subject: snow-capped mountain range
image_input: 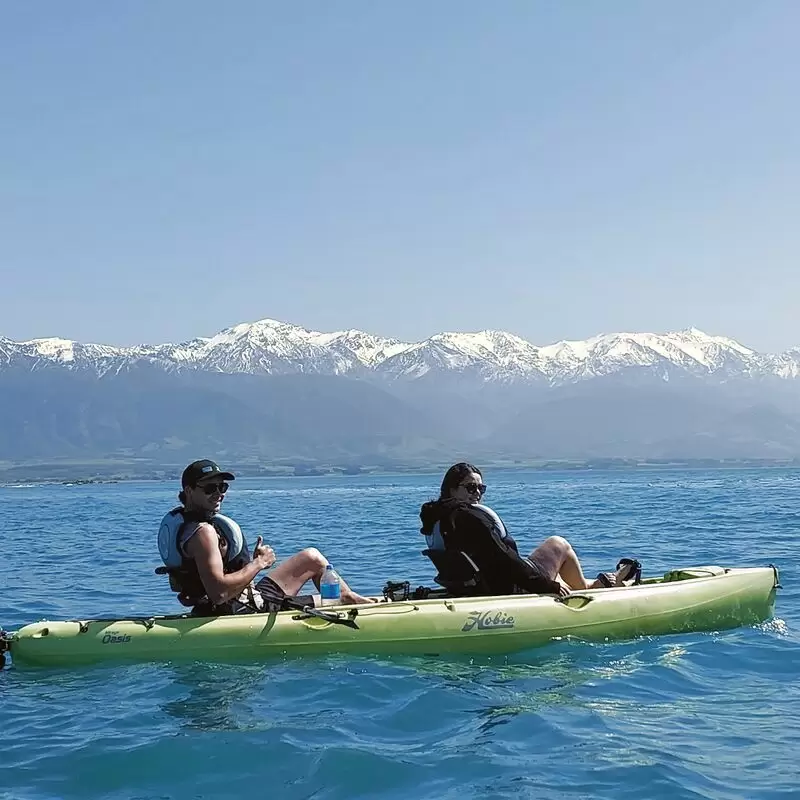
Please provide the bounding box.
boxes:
[1,318,799,384]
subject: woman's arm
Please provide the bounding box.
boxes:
[458,509,564,594]
[482,524,563,593]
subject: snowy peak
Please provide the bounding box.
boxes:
[144,318,408,375]
[431,330,540,361]
[535,328,761,380]
[0,317,796,385]
[773,346,800,378]
[19,337,126,363]
[0,335,135,373]
[372,330,543,380]
[310,328,409,367]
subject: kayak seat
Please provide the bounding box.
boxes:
[422,548,490,596]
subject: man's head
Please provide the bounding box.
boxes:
[180,459,235,512]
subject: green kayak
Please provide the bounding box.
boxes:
[0,565,779,668]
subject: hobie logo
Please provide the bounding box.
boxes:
[461,610,515,632]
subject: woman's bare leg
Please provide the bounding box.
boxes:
[528,536,592,589]
[529,536,634,590]
[267,548,376,603]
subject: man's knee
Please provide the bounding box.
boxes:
[298,547,326,569]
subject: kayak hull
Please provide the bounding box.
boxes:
[4,566,779,667]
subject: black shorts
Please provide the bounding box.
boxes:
[521,556,561,594]
[231,576,316,615]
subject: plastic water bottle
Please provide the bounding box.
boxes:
[320,564,341,606]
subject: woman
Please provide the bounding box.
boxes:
[419,462,639,596]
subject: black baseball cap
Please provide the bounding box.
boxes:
[181,459,235,487]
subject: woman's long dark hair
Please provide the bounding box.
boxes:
[439,462,482,499]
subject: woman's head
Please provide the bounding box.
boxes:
[440,462,486,504]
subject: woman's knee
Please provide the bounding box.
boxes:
[542,535,572,553]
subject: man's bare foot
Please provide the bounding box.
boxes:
[342,591,379,604]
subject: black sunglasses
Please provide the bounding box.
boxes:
[196,481,229,496]
[461,482,486,495]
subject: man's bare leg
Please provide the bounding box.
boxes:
[267,548,376,603]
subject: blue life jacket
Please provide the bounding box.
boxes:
[157,507,251,611]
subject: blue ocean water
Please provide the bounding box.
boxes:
[1,468,797,800]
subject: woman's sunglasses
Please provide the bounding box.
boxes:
[196,481,229,496]
[461,482,487,495]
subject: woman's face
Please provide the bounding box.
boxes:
[449,471,486,504]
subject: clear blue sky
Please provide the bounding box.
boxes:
[1,1,798,352]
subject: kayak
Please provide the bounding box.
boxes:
[0,565,780,668]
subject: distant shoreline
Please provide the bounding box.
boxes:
[2,457,800,486]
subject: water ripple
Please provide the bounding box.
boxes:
[0,468,798,799]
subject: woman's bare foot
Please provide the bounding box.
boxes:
[614,561,638,586]
[591,573,614,589]
[591,561,638,589]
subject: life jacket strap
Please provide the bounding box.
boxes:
[237,583,267,613]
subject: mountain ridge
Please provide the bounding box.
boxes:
[2,318,799,384]
[3,317,800,467]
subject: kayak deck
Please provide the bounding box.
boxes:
[2,565,780,667]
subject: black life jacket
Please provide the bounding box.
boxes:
[419,499,559,596]
[156,507,251,613]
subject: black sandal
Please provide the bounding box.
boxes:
[616,558,642,586]
[594,571,615,588]
[595,558,642,588]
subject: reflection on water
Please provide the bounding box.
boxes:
[162,662,278,731]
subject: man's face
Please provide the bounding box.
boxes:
[185,477,229,513]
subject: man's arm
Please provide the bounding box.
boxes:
[184,524,275,606]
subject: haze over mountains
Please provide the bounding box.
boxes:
[2,318,800,470]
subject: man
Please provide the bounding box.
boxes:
[159,459,374,615]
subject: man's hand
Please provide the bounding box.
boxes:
[253,536,276,570]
